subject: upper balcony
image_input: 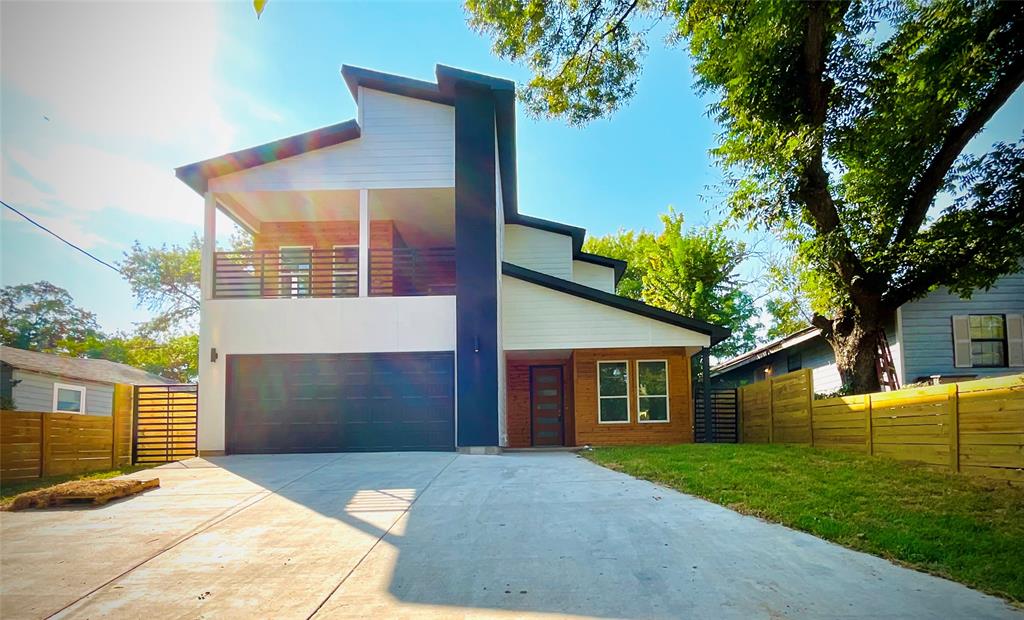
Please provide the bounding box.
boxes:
[203,187,454,300]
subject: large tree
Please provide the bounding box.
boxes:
[118,236,202,336]
[0,281,103,352]
[469,0,1024,392]
[584,210,758,358]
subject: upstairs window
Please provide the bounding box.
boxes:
[597,361,629,423]
[279,246,312,298]
[637,360,669,423]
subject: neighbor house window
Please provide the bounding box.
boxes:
[637,360,669,423]
[597,361,629,423]
[279,246,312,298]
[52,383,85,414]
[970,314,1007,367]
[787,353,802,372]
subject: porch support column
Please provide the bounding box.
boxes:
[358,189,369,297]
[202,192,217,301]
[702,347,713,443]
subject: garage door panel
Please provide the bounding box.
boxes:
[226,352,454,454]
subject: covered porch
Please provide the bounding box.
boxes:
[202,187,455,300]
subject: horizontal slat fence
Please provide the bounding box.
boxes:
[0,383,134,482]
[134,384,198,464]
[739,371,1024,484]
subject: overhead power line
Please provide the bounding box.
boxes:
[2,198,201,307]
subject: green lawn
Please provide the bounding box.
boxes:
[1,465,155,508]
[583,443,1024,604]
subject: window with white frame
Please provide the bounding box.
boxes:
[52,383,85,414]
[637,360,669,422]
[597,361,629,423]
[969,315,1007,367]
[279,246,312,298]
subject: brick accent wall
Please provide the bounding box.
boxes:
[505,357,574,448]
[573,348,693,446]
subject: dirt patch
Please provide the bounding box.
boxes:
[3,478,159,511]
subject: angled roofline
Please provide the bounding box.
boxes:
[711,326,820,375]
[576,251,628,283]
[503,263,730,345]
[175,120,361,196]
[341,65,450,105]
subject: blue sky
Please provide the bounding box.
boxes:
[2,1,1020,335]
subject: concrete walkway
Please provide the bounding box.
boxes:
[1,452,1019,619]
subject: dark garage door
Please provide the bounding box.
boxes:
[225,352,454,454]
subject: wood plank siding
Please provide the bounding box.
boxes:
[573,348,693,446]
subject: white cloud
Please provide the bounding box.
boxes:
[2,1,234,153]
[4,144,204,229]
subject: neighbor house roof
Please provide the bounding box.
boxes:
[711,326,820,376]
[503,263,731,345]
[0,346,175,386]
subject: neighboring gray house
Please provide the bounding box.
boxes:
[713,270,1024,393]
[0,346,174,415]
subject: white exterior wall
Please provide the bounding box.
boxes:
[503,225,573,280]
[11,369,114,416]
[198,296,457,452]
[210,88,455,192]
[572,261,616,293]
[494,128,507,447]
[502,276,709,350]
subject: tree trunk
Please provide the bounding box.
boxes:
[813,309,887,395]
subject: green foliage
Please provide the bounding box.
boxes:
[1,281,197,382]
[583,210,757,357]
[0,282,102,352]
[60,333,199,383]
[469,0,1024,391]
[586,443,1024,603]
[118,236,201,336]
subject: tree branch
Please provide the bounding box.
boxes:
[893,55,1024,245]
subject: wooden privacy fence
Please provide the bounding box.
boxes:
[133,384,198,465]
[0,384,133,482]
[739,370,1024,483]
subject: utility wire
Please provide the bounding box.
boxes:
[2,198,201,307]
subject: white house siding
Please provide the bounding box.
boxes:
[197,295,457,452]
[495,129,507,447]
[209,88,455,192]
[11,369,114,416]
[501,276,709,351]
[502,225,573,280]
[899,270,1024,383]
[572,261,616,293]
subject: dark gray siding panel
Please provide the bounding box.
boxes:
[454,83,499,446]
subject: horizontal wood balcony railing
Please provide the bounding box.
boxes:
[213,247,456,298]
[213,248,358,299]
[369,247,456,296]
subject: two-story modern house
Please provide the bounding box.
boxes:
[175,65,729,455]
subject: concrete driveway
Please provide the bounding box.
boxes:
[1,452,1019,619]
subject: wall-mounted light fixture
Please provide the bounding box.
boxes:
[473,337,480,354]
[210,347,219,363]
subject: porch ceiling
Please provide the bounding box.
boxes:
[214,188,455,248]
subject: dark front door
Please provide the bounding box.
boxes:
[225,352,454,454]
[530,366,564,446]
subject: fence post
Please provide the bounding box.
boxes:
[805,368,815,446]
[949,383,960,472]
[767,378,775,444]
[40,413,51,477]
[865,393,873,456]
[737,387,743,443]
